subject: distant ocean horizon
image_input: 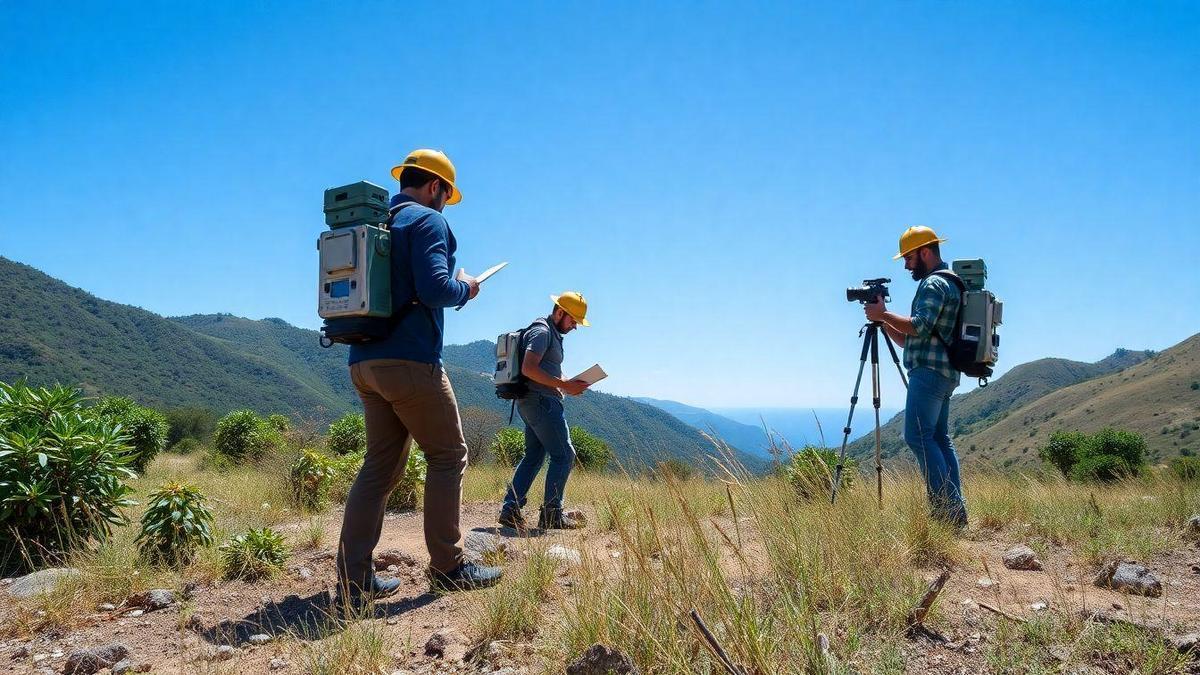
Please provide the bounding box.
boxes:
[711,407,903,450]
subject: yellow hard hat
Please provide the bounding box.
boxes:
[551,291,590,327]
[390,149,462,205]
[893,225,947,259]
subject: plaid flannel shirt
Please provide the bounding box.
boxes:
[903,263,961,384]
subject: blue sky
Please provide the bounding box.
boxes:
[2,1,1197,408]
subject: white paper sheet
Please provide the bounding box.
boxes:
[454,262,508,310]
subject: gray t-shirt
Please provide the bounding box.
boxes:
[523,317,564,399]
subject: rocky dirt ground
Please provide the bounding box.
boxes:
[2,503,1199,674]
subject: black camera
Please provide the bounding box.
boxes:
[846,278,890,304]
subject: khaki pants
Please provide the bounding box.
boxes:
[337,359,467,594]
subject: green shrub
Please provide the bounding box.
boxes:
[213,410,277,462]
[266,414,292,433]
[1170,456,1200,482]
[1070,453,1133,483]
[491,427,526,467]
[220,527,288,580]
[1088,428,1146,475]
[135,482,214,566]
[0,382,135,570]
[172,437,203,454]
[93,396,168,474]
[327,412,366,455]
[785,446,855,500]
[164,406,217,447]
[1038,430,1087,477]
[387,448,427,510]
[328,450,365,502]
[289,450,337,510]
[570,426,613,471]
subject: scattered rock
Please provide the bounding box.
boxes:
[202,645,237,661]
[1186,515,1200,537]
[62,643,129,675]
[184,614,205,632]
[126,610,143,618]
[1094,561,1163,598]
[464,531,508,562]
[309,550,335,562]
[248,634,272,645]
[11,645,31,659]
[296,566,313,580]
[7,568,81,599]
[1002,545,1044,571]
[424,629,468,661]
[111,659,150,674]
[129,589,175,611]
[976,577,999,588]
[1173,633,1199,654]
[1029,601,1048,611]
[270,657,290,670]
[547,545,583,565]
[98,603,116,612]
[492,668,526,675]
[374,550,419,571]
[563,509,587,524]
[181,581,200,599]
[565,644,639,674]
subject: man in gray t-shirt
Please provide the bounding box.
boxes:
[498,292,592,531]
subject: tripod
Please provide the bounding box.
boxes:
[831,322,908,507]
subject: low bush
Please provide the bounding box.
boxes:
[93,396,169,473]
[387,448,427,510]
[570,426,613,471]
[266,414,292,433]
[327,412,366,455]
[1170,456,1200,482]
[491,427,526,467]
[0,382,135,570]
[135,482,215,566]
[289,450,337,510]
[1038,428,1146,482]
[785,446,856,500]
[164,406,217,447]
[213,410,279,462]
[220,527,288,580]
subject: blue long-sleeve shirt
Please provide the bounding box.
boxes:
[348,194,471,366]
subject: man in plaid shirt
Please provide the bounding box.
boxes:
[864,226,967,528]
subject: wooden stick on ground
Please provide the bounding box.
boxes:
[978,601,1027,624]
[908,569,951,626]
[688,608,746,675]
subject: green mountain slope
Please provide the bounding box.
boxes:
[0,256,761,471]
[634,397,771,457]
[845,347,1153,464]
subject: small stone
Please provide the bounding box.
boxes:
[1173,633,1199,654]
[184,614,205,632]
[98,603,116,611]
[976,577,999,588]
[385,617,398,625]
[1112,602,1123,610]
[248,634,271,645]
[565,644,640,674]
[33,653,48,662]
[204,645,237,661]
[547,545,583,565]
[309,550,335,562]
[270,657,290,670]
[1029,601,1048,611]
[11,645,31,659]
[386,565,399,573]
[129,588,175,611]
[126,610,143,618]
[374,549,419,571]
[563,509,587,524]
[6,568,81,599]
[62,643,129,675]
[1002,545,1044,571]
[424,628,468,661]
[111,659,150,674]
[960,598,974,606]
[1094,561,1163,598]
[297,567,313,580]
[1186,515,1200,537]
[464,531,508,563]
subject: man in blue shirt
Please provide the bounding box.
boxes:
[865,226,967,528]
[337,149,502,606]
[497,292,592,531]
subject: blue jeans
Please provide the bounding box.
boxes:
[503,393,575,511]
[904,368,967,526]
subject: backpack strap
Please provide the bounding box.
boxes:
[926,270,965,352]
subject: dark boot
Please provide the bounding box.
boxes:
[429,561,503,592]
[538,505,582,530]
[498,504,526,529]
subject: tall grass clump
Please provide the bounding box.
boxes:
[135,482,214,566]
[784,445,857,500]
[0,381,135,570]
[476,548,559,641]
[220,527,288,580]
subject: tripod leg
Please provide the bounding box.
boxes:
[881,329,908,389]
[831,328,873,504]
[870,327,883,508]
